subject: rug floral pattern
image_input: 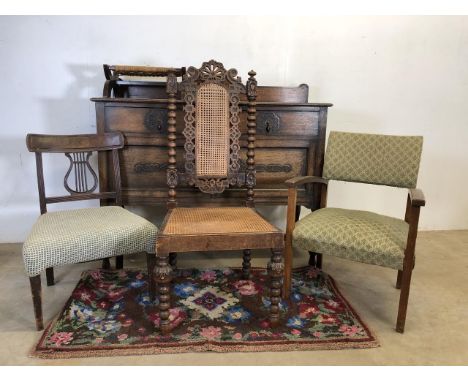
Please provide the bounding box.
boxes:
[34,267,378,357]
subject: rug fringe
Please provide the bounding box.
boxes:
[31,339,380,359]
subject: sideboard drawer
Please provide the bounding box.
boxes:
[254,111,319,137]
[105,105,320,137]
[105,106,182,135]
[120,145,308,190]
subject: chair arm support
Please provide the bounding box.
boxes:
[285,176,329,188]
[408,188,426,207]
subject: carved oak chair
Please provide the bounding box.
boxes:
[24,133,157,330]
[283,131,425,333]
[152,60,284,334]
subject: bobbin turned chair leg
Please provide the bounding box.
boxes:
[29,275,44,331]
[242,249,251,279]
[269,248,284,325]
[155,252,173,334]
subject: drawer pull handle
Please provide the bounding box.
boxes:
[265,122,271,133]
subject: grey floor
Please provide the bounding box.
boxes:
[0,230,467,365]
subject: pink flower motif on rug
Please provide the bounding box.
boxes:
[233,279,262,296]
[117,334,128,341]
[90,270,102,280]
[200,270,216,282]
[339,324,363,336]
[72,287,96,304]
[200,326,222,340]
[298,302,320,318]
[49,332,73,346]
[149,308,187,329]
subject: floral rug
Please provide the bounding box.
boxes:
[32,267,378,358]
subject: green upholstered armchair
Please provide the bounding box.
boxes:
[283,131,425,333]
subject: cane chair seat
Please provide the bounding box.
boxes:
[163,207,279,235]
[158,207,283,253]
[23,206,157,277]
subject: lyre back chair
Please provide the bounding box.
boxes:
[154,60,284,334]
[24,133,157,330]
[284,131,425,333]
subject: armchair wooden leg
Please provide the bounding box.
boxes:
[396,265,414,333]
[308,252,323,269]
[102,258,111,270]
[242,249,251,279]
[155,252,172,334]
[45,267,54,286]
[115,255,124,269]
[295,205,301,221]
[396,270,403,289]
[29,275,44,331]
[146,253,156,301]
[316,254,322,269]
[169,252,177,271]
[269,248,283,325]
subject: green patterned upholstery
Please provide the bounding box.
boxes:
[293,208,409,270]
[22,206,157,277]
[323,131,423,188]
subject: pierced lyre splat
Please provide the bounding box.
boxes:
[64,152,98,194]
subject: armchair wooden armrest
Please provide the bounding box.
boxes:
[285,176,329,188]
[283,176,329,298]
[409,188,425,207]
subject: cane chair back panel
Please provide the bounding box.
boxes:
[178,60,255,195]
[195,83,230,178]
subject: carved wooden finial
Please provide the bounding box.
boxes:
[247,70,257,101]
[245,69,257,207]
[166,73,178,209]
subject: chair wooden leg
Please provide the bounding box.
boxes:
[45,267,54,286]
[308,252,323,269]
[155,252,172,334]
[269,248,283,325]
[115,255,124,269]
[308,251,314,266]
[282,242,293,299]
[146,253,157,301]
[29,275,44,331]
[316,253,322,269]
[396,266,413,333]
[242,249,251,279]
[396,270,403,289]
[102,258,111,270]
[169,252,177,271]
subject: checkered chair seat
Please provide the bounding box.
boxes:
[293,208,409,270]
[23,206,157,277]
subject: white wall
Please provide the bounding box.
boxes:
[1,16,467,242]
